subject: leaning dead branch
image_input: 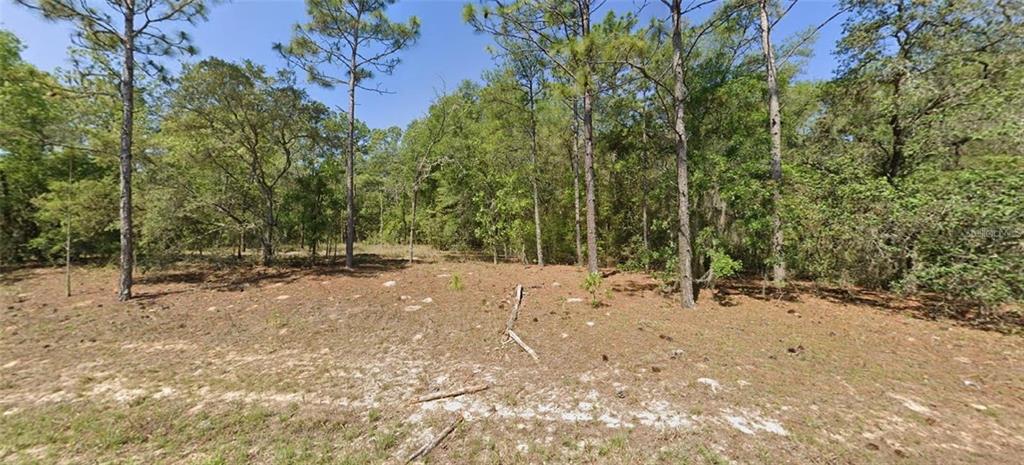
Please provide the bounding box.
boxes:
[507,329,539,361]
[504,284,525,340]
[500,284,539,360]
[405,415,463,464]
[414,384,489,404]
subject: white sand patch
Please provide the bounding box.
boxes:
[586,321,595,327]
[404,305,422,312]
[436,274,451,278]
[89,380,147,404]
[421,297,433,303]
[152,386,178,399]
[721,408,788,435]
[2,360,18,369]
[383,281,397,287]
[276,295,290,300]
[566,297,584,303]
[888,393,932,414]
[697,378,721,393]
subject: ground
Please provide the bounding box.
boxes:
[2,247,1022,464]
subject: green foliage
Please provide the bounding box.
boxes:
[582,272,602,307]
[448,273,464,291]
[1,0,1021,312]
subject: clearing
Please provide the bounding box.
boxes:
[2,252,1022,464]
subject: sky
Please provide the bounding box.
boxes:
[0,0,847,130]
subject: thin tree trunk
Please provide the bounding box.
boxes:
[408,184,417,263]
[571,101,583,267]
[671,0,695,309]
[580,3,598,274]
[65,155,72,298]
[887,75,905,184]
[262,196,274,266]
[379,191,385,242]
[117,2,136,301]
[641,118,649,251]
[529,94,544,266]
[345,47,359,269]
[759,0,786,284]
[582,87,598,274]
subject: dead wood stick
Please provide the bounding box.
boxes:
[504,284,524,338]
[506,329,539,360]
[406,415,464,464]
[414,384,489,404]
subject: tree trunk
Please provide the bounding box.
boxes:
[408,184,417,263]
[580,4,599,274]
[571,101,583,267]
[345,51,358,269]
[887,74,905,184]
[65,155,72,298]
[117,3,136,301]
[759,0,786,284]
[529,92,544,266]
[379,191,385,241]
[582,87,598,274]
[262,197,274,266]
[640,119,650,252]
[671,0,695,309]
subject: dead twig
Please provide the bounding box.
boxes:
[405,415,463,464]
[506,329,539,361]
[413,384,489,404]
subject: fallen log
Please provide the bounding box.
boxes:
[414,384,489,404]
[405,415,463,464]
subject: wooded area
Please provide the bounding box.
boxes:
[1,0,1021,309]
[3,1,1024,463]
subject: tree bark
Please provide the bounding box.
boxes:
[528,86,544,266]
[571,101,583,267]
[580,3,599,274]
[640,118,649,252]
[117,0,136,301]
[759,0,786,284]
[65,155,72,298]
[671,0,695,309]
[345,54,358,269]
[262,196,275,266]
[408,183,417,263]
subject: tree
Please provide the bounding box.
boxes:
[466,0,604,273]
[277,0,420,269]
[15,0,210,300]
[757,0,785,284]
[162,58,328,266]
[492,40,548,266]
[402,93,458,263]
[835,0,1023,184]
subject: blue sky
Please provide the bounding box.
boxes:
[0,0,846,130]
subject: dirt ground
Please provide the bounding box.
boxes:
[2,250,1023,464]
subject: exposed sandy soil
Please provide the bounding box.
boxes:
[2,252,1023,464]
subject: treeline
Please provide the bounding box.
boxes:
[1,0,1021,308]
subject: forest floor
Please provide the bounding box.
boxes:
[2,247,1023,464]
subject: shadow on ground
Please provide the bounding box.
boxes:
[719,279,1022,335]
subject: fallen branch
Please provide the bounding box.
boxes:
[506,329,539,361]
[405,415,463,464]
[503,284,524,342]
[414,384,489,404]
